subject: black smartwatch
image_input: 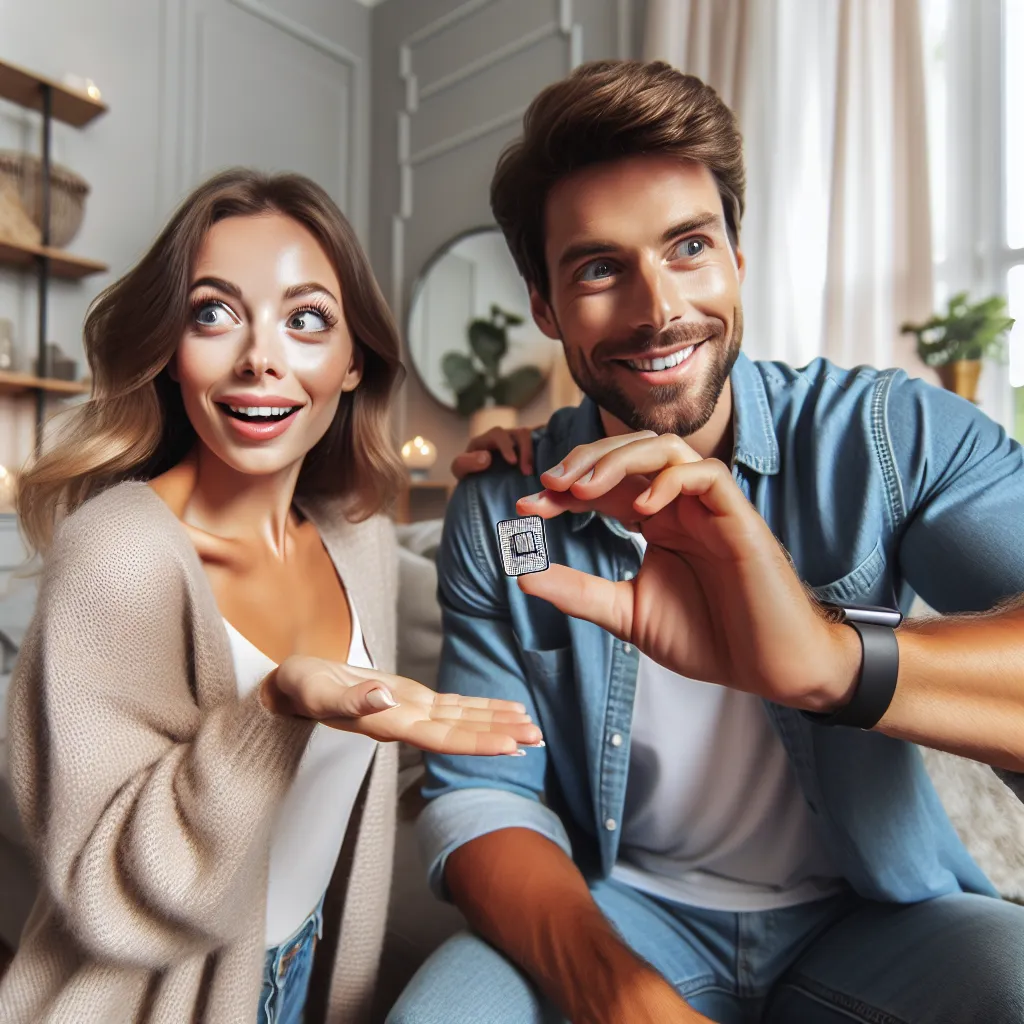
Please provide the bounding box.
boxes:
[802,604,903,730]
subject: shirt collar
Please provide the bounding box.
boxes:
[550,350,779,533]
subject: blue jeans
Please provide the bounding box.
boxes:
[387,878,1024,1023]
[257,897,324,1024]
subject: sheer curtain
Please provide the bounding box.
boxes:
[644,0,936,378]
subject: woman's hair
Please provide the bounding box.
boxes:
[18,168,405,552]
[490,59,746,300]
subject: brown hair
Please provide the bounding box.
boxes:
[491,59,746,299]
[18,169,405,552]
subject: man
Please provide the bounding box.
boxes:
[388,60,1024,1024]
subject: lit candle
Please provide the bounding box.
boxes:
[0,466,16,511]
[401,436,437,481]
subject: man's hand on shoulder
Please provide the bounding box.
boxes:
[451,425,537,479]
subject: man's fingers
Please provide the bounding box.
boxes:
[512,427,535,475]
[517,563,634,641]
[539,430,659,491]
[451,450,492,479]
[634,459,748,518]
[563,434,705,499]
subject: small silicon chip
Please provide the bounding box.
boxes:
[496,515,549,577]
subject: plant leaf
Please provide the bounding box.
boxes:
[469,318,506,372]
[455,373,489,416]
[442,351,478,393]
[494,365,545,408]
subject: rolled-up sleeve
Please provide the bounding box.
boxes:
[418,476,569,899]
[887,376,1024,611]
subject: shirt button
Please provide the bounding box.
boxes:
[622,643,632,654]
[604,818,617,831]
[622,570,634,580]
[610,733,623,747]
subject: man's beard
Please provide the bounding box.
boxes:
[562,308,743,437]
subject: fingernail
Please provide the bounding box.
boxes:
[546,464,565,477]
[366,688,399,710]
[529,739,546,747]
[477,452,488,462]
[521,491,542,503]
[637,487,652,504]
[505,749,528,757]
[578,469,594,484]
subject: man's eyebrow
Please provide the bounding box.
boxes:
[556,213,725,271]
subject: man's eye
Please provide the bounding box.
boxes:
[579,260,615,282]
[677,238,706,259]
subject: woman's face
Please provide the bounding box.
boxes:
[172,212,361,479]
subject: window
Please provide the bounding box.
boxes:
[924,0,1023,438]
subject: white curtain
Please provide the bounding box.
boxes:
[644,0,936,377]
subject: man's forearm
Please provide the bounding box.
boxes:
[444,827,688,1023]
[868,600,1024,772]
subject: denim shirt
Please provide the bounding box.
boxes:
[419,353,1024,905]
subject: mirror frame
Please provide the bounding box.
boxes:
[404,224,546,413]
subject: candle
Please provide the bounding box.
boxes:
[401,436,437,481]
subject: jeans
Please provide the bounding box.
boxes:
[257,896,325,1024]
[387,878,1024,1023]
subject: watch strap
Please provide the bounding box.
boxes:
[803,618,900,729]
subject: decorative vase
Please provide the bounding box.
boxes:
[468,405,517,440]
[936,360,982,403]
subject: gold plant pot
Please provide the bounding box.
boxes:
[936,360,982,403]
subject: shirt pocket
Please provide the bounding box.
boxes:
[809,538,888,606]
[520,645,574,688]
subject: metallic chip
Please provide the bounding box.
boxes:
[496,515,549,577]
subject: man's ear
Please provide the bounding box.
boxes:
[529,286,561,341]
[734,244,746,285]
[341,343,364,393]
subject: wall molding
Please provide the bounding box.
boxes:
[391,0,581,314]
[161,0,360,218]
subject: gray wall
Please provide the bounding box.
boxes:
[370,0,645,479]
[0,0,373,469]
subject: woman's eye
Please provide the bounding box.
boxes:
[193,301,234,328]
[676,238,706,259]
[579,260,615,283]
[287,309,329,332]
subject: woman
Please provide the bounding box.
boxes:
[0,170,541,1024]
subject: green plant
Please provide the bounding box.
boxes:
[441,304,545,416]
[901,292,1015,368]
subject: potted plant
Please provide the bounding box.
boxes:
[441,304,545,436]
[901,292,1015,403]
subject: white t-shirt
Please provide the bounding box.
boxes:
[226,590,377,947]
[610,533,843,911]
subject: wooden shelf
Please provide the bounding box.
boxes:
[0,371,90,396]
[0,58,107,128]
[0,238,107,279]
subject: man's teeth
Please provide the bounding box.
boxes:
[628,345,695,372]
[229,406,295,418]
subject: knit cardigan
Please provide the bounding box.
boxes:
[0,481,399,1023]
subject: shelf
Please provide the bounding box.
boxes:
[0,371,90,396]
[0,238,107,279]
[0,58,107,128]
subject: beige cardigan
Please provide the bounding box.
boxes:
[0,482,398,1023]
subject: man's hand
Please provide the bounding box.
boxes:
[452,425,536,479]
[514,431,860,713]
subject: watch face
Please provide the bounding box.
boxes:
[496,515,549,577]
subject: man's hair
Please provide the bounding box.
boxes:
[490,60,745,299]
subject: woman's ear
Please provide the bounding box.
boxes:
[341,344,364,393]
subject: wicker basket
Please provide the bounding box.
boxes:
[0,150,90,249]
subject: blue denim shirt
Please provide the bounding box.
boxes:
[419,353,1024,904]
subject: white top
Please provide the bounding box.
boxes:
[226,590,377,947]
[610,533,843,911]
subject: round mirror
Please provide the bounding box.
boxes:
[406,227,561,415]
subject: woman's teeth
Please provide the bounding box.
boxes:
[224,405,298,421]
[627,345,696,372]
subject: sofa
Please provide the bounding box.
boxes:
[1,513,1022,1019]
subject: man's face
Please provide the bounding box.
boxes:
[532,154,744,437]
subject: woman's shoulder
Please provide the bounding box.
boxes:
[49,480,193,579]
